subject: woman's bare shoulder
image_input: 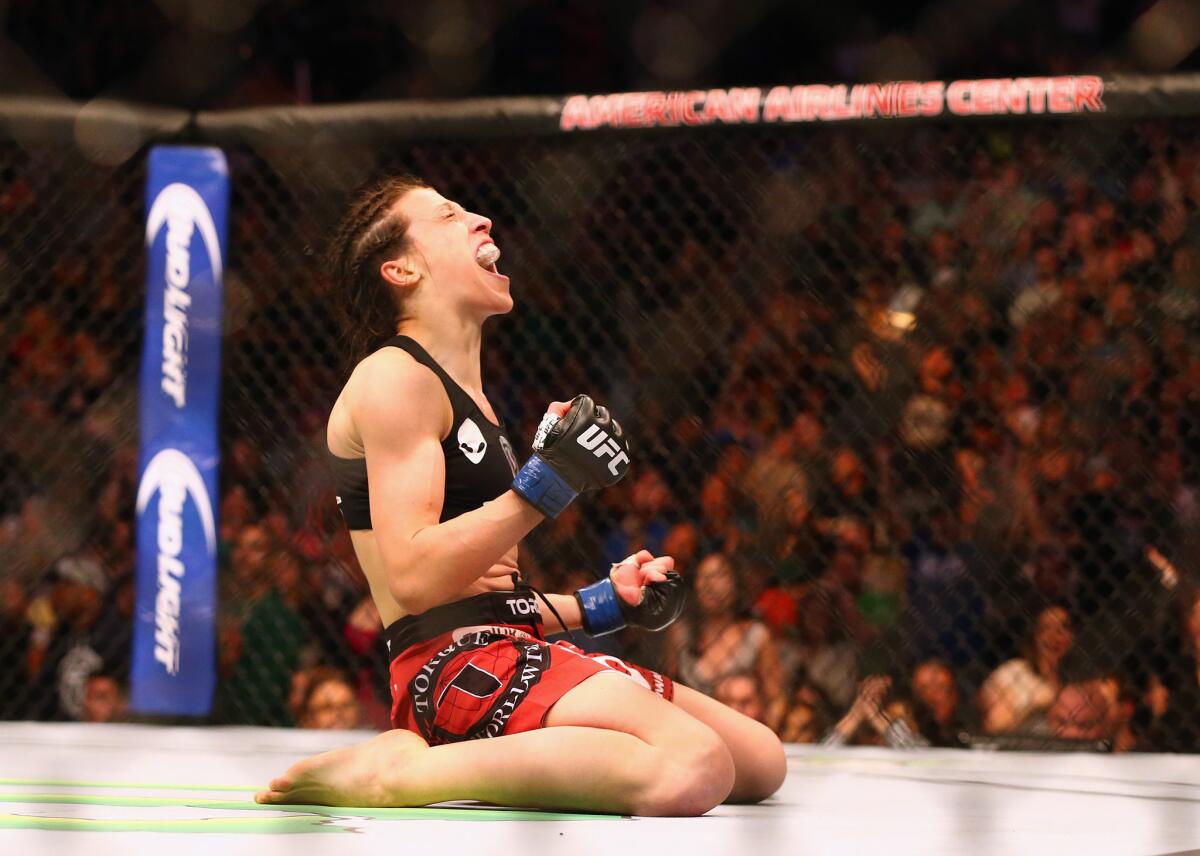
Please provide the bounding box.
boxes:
[336,347,450,443]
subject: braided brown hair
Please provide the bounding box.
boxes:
[327,174,430,368]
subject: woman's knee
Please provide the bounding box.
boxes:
[635,724,735,816]
[734,723,787,803]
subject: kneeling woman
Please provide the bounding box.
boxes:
[255,176,786,816]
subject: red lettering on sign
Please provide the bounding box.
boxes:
[1049,77,1074,112]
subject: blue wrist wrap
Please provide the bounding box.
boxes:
[512,454,578,519]
[575,577,626,636]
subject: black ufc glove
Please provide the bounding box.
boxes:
[511,394,631,518]
[575,571,685,636]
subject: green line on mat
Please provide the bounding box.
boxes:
[0,813,343,834]
[0,791,621,832]
[0,778,255,792]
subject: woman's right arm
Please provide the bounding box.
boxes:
[357,355,544,614]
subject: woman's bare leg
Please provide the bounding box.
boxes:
[256,673,734,816]
[669,683,787,803]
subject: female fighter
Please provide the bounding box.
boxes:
[254,176,786,816]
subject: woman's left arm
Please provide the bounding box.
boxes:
[538,594,585,633]
[536,551,681,635]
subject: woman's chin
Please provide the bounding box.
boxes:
[496,293,515,315]
[478,290,514,318]
[486,276,514,312]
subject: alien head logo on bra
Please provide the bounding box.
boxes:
[457,417,488,464]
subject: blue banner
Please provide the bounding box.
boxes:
[132,147,229,716]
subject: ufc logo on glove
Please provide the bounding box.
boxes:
[512,395,632,518]
[576,425,630,476]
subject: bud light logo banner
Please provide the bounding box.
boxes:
[132,147,229,715]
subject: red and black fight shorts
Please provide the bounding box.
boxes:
[384,590,673,745]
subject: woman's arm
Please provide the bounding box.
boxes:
[978,663,1041,735]
[823,675,912,747]
[536,553,680,635]
[358,354,544,614]
[537,594,584,633]
[755,628,785,721]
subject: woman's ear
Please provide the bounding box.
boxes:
[380,255,420,290]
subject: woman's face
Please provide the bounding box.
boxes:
[1035,607,1074,658]
[913,662,957,720]
[393,187,512,318]
[694,555,736,616]
[699,476,730,521]
[303,680,360,730]
[783,703,820,743]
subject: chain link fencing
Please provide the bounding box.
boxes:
[2,95,1199,751]
[0,133,149,722]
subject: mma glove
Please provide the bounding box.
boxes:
[512,394,631,519]
[574,571,685,637]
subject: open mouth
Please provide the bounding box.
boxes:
[475,242,507,279]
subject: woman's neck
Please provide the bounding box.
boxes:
[397,315,485,392]
[1034,649,1061,680]
[700,612,736,635]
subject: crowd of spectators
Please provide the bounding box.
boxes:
[2,112,1200,754]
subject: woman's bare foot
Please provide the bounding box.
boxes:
[255,728,430,807]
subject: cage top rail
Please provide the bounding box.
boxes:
[3,73,1200,150]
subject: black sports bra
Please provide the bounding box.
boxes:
[329,336,520,531]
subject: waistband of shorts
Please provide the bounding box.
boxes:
[383,590,543,654]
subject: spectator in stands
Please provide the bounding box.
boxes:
[713,673,767,725]
[777,680,832,744]
[695,472,747,558]
[336,595,393,729]
[0,579,33,719]
[1100,675,1146,754]
[781,583,864,711]
[662,553,783,715]
[213,539,305,725]
[910,659,972,748]
[1149,588,1200,752]
[29,554,109,720]
[1045,674,1117,747]
[814,446,877,524]
[979,605,1075,735]
[821,675,927,748]
[600,466,674,564]
[221,523,273,622]
[660,521,700,579]
[902,509,987,669]
[1041,658,1148,752]
[81,672,127,724]
[298,667,363,730]
[526,502,601,592]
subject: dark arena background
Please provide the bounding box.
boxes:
[3,2,1200,854]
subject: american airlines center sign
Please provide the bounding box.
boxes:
[132,148,228,715]
[559,76,1106,130]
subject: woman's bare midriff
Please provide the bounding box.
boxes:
[349,529,521,626]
